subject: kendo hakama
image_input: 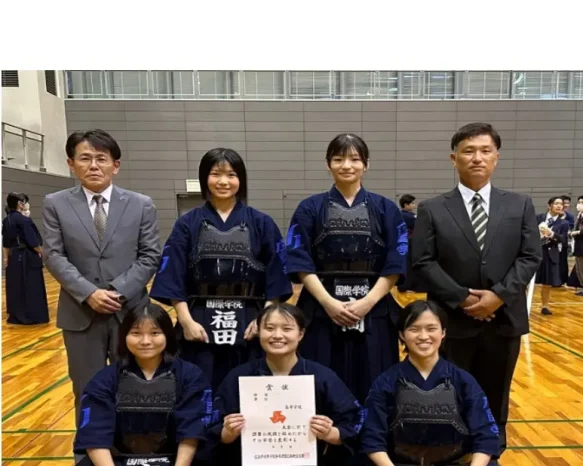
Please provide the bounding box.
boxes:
[150,202,292,392]
[286,186,408,404]
[2,211,49,325]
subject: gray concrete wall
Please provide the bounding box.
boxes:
[64,100,583,242]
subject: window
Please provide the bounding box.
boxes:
[288,71,332,99]
[335,71,374,99]
[2,70,19,87]
[512,71,568,99]
[197,71,239,98]
[66,71,105,98]
[571,71,583,99]
[465,71,511,99]
[45,70,57,95]
[151,71,195,97]
[398,71,423,99]
[424,71,455,98]
[243,71,285,98]
[105,71,150,98]
[375,71,399,98]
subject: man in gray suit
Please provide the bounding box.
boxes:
[42,129,161,427]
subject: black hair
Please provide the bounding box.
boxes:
[198,148,248,202]
[451,122,501,151]
[397,300,447,350]
[326,133,369,167]
[118,302,177,368]
[66,129,122,160]
[257,302,306,331]
[399,194,416,209]
[6,192,29,212]
[560,195,571,202]
[548,196,563,206]
[578,195,583,202]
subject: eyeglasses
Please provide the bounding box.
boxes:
[75,155,113,166]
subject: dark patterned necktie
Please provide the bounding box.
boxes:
[471,193,487,250]
[93,195,107,243]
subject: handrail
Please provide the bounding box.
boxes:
[1,122,45,172]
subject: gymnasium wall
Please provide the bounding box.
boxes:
[56,99,583,242]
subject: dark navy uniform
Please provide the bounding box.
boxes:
[74,358,211,466]
[2,211,49,324]
[207,357,364,466]
[286,186,407,404]
[149,202,292,392]
[360,358,499,466]
[398,209,426,293]
[535,213,569,287]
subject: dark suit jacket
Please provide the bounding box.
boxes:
[411,186,542,338]
[536,213,569,264]
[574,214,583,257]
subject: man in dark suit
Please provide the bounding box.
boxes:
[411,122,542,463]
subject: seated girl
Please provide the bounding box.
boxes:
[74,303,212,466]
[208,302,364,466]
[360,300,499,466]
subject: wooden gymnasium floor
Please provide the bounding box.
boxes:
[2,270,583,466]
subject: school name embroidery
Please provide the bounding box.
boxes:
[335,284,370,297]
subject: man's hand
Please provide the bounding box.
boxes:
[461,293,480,308]
[463,289,503,321]
[86,289,123,314]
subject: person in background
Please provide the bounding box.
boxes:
[560,195,575,230]
[360,300,499,466]
[559,195,573,284]
[397,194,426,293]
[536,196,570,315]
[208,303,363,466]
[398,194,417,235]
[570,195,583,296]
[2,192,49,325]
[73,303,211,466]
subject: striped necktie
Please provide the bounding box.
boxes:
[93,195,107,243]
[471,193,487,250]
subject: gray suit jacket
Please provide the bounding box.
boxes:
[42,184,161,331]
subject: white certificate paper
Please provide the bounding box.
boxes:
[239,375,317,466]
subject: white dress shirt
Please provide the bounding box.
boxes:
[82,184,113,218]
[457,182,491,219]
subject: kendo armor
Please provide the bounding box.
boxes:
[313,199,386,277]
[390,378,469,466]
[190,221,266,299]
[113,371,177,457]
